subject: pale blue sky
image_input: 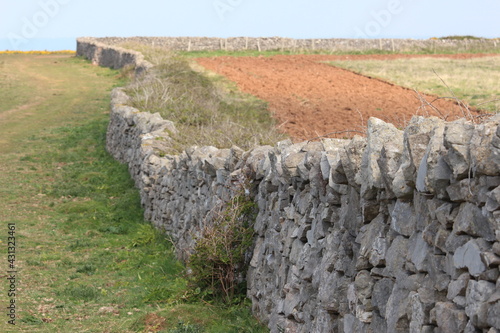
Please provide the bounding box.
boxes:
[1,0,499,50]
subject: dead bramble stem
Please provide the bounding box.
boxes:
[431,68,475,121]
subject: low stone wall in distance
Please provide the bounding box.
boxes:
[78,38,500,333]
[88,36,499,53]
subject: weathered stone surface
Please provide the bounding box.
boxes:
[384,236,409,278]
[390,200,416,236]
[454,202,496,241]
[393,116,440,199]
[487,186,500,212]
[385,283,410,332]
[372,278,394,316]
[454,240,488,277]
[487,299,500,329]
[433,302,468,333]
[416,121,450,198]
[355,214,388,268]
[466,280,496,328]
[408,233,432,272]
[339,136,366,188]
[443,119,475,180]
[471,117,500,176]
[358,118,403,200]
[447,272,471,300]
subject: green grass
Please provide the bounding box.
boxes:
[0,54,267,332]
[326,56,500,113]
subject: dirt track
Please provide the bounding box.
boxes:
[196,54,493,140]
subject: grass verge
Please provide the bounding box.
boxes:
[0,54,267,332]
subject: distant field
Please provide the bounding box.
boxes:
[327,56,500,113]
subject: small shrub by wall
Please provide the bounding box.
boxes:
[78,38,500,333]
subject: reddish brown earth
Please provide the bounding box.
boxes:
[195,53,494,140]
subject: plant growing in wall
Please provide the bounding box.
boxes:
[187,189,257,303]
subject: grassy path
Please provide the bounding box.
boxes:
[0,55,265,333]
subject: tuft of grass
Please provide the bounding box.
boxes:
[62,284,100,302]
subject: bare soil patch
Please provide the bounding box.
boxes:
[196,54,493,140]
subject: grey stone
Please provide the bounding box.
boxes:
[354,270,374,304]
[481,252,500,268]
[358,117,403,200]
[416,122,450,198]
[443,119,475,180]
[339,136,366,188]
[434,202,455,227]
[445,232,472,253]
[409,233,432,272]
[494,242,500,256]
[390,200,416,236]
[384,236,409,278]
[283,152,306,178]
[454,202,495,241]
[471,118,500,176]
[487,300,500,329]
[446,178,480,203]
[454,240,487,277]
[409,292,426,333]
[355,214,388,268]
[393,117,441,199]
[433,302,468,333]
[385,283,410,332]
[466,280,496,327]
[447,272,471,300]
[372,278,394,316]
[486,186,500,212]
[377,132,404,198]
[479,268,499,282]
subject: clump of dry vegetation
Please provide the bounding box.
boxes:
[120,43,287,152]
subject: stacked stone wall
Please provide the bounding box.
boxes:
[78,38,500,333]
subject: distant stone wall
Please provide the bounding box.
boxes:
[79,38,500,333]
[77,37,153,75]
[82,36,499,53]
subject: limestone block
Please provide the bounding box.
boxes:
[487,185,500,212]
[443,119,475,180]
[466,280,496,327]
[454,239,488,277]
[355,214,388,268]
[471,117,500,176]
[390,200,416,236]
[357,117,403,200]
[339,136,366,188]
[383,236,409,278]
[415,121,449,198]
[487,297,500,329]
[454,202,496,241]
[433,302,468,333]
[393,116,440,198]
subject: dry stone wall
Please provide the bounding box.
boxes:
[84,36,498,53]
[78,38,500,333]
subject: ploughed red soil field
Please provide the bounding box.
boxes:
[195,53,493,141]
